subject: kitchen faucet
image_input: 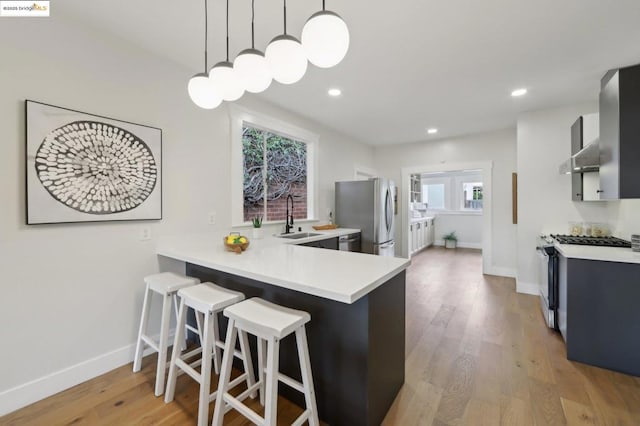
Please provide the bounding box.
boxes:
[285,194,294,234]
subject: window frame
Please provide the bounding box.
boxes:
[459,179,483,211]
[421,171,483,215]
[230,105,318,227]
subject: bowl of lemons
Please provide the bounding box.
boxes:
[223,232,250,254]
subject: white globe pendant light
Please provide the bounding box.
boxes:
[302,4,350,68]
[265,0,307,85]
[188,73,222,109]
[209,0,245,102]
[188,0,222,109]
[233,0,271,93]
[209,61,245,101]
[235,49,272,93]
[266,35,307,84]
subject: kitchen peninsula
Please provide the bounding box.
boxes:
[157,230,410,426]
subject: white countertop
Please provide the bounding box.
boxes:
[157,229,410,304]
[554,242,640,264]
[410,216,433,223]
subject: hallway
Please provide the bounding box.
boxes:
[383,247,640,425]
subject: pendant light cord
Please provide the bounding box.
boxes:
[322,0,325,10]
[251,0,255,49]
[204,0,208,72]
[283,0,287,35]
[226,0,230,61]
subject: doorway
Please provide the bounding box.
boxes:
[401,161,494,275]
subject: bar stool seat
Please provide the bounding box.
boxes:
[213,298,319,426]
[133,272,200,396]
[164,283,256,426]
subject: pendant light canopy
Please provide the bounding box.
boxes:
[234,0,272,93]
[188,0,222,109]
[209,0,245,101]
[302,3,350,68]
[265,0,307,85]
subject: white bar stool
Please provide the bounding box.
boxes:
[133,272,200,396]
[212,298,319,426]
[164,283,257,426]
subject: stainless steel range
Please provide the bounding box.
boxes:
[549,234,632,247]
[536,236,558,330]
[536,234,633,330]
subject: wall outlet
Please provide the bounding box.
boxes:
[139,227,151,241]
[208,211,216,225]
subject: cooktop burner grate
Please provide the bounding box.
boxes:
[550,234,632,248]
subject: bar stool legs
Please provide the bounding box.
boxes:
[132,282,153,374]
[212,298,319,426]
[164,283,255,426]
[132,273,200,397]
[295,327,319,426]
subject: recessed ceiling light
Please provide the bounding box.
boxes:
[427,128,438,134]
[511,88,527,97]
[328,88,342,97]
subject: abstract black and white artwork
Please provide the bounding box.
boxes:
[26,100,162,224]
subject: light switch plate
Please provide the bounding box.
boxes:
[140,227,151,241]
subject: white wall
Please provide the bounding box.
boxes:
[515,103,607,293]
[432,214,482,248]
[608,200,640,239]
[0,15,374,414]
[374,129,517,276]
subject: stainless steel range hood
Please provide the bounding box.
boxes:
[559,139,600,174]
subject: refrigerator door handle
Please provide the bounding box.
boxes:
[385,187,393,234]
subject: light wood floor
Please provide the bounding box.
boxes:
[383,247,640,426]
[3,248,640,425]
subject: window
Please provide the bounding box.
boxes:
[422,183,445,209]
[242,125,308,222]
[230,105,317,226]
[462,182,483,210]
[419,170,482,213]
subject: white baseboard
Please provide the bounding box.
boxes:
[0,330,175,416]
[516,280,539,295]
[485,266,517,278]
[433,240,482,249]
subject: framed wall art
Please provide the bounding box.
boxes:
[26,100,162,224]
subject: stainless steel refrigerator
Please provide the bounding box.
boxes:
[335,178,395,256]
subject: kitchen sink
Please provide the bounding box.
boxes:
[277,232,322,239]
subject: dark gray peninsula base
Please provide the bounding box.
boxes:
[186,263,406,426]
[558,255,640,376]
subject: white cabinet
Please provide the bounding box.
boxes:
[410,217,435,256]
[422,220,429,248]
[427,218,435,246]
[410,174,422,202]
[582,172,602,201]
[409,223,415,254]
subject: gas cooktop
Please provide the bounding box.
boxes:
[550,234,632,248]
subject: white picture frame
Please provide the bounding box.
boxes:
[26,100,162,224]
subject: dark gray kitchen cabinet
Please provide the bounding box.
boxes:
[558,253,640,376]
[570,117,583,201]
[300,237,338,250]
[599,64,640,199]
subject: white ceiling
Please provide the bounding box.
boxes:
[56,0,640,145]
